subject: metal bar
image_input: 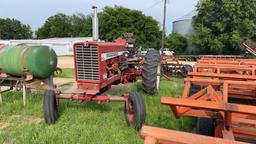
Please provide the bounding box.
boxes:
[223,82,228,102]
[0,86,2,105]
[188,72,256,80]
[141,126,247,144]
[144,136,157,144]
[109,96,125,102]
[182,81,191,99]
[0,88,12,94]
[180,109,214,118]
[161,97,256,115]
[178,88,208,115]
[232,117,256,128]
[232,125,256,140]
[184,78,221,86]
[208,86,222,102]
[23,84,26,106]
[170,105,179,118]
[222,129,235,140]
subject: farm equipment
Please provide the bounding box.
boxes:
[161,55,193,77]
[177,55,245,61]
[0,44,57,106]
[141,58,256,143]
[44,6,160,128]
[242,39,256,57]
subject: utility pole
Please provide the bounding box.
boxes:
[161,0,167,50]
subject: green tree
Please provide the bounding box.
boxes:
[0,18,32,39]
[165,33,187,54]
[36,6,162,48]
[191,0,256,54]
[98,6,162,48]
[36,13,72,39]
[70,13,92,37]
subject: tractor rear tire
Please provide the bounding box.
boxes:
[43,89,59,124]
[196,118,214,136]
[124,92,146,129]
[142,49,160,95]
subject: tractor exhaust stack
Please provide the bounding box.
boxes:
[92,6,99,41]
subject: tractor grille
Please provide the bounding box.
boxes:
[75,45,99,81]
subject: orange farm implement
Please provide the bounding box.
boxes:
[141,58,256,144]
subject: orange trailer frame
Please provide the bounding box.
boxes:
[141,59,256,144]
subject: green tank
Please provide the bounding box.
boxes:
[0,44,57,78]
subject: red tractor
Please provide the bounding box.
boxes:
[43,6,161,129]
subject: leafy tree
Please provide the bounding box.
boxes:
[36,6,162,49]
[98,6,162,48]
[36,13,72,39]
[0,18,32,39]
[70,13,92,37]
[191,0,256,54]
[165,33,187,54]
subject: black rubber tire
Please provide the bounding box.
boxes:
[124,92,146,129]
[180,64,193,77]
[142,49,160,95]
[196,118,214,136]
[43,90,59,124]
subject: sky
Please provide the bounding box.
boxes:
[0,0,199,34]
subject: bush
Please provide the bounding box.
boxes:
[165,33,188,54]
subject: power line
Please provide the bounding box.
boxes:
[144,0,163,12]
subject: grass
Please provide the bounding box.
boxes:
[55,68,75,78]
[0,78,195,144]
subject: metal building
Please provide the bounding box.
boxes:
[173,10,197,52]
[0,37,93,56]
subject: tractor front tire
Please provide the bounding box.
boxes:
[124,92,146,129]
[43,90,59,124]
[142,50,161,95]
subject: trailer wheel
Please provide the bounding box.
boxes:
[196,118,214,136]
[180,64,193,77]
[124,92,146,129]
[142,49,160,95]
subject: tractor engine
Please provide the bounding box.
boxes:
[74,38,139,94]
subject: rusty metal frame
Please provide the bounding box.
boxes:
[141,59,256,143]
[141,126,247,144]
[0,71,52,106]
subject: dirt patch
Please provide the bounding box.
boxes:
[54,78,75,86]
[107,82,135,95]
[0,121,10,129]
[58,56,74,69]
[28,116,43,124]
